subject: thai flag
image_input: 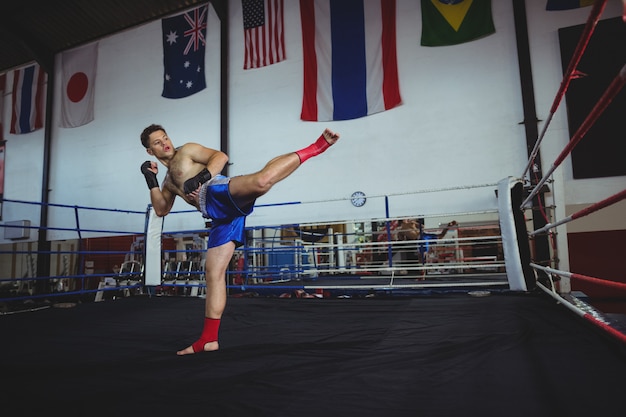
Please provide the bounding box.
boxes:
[300,0,401,121]
[10,64,46,134]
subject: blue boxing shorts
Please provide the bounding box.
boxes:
[198,175,254,248]
[418,233,438,258]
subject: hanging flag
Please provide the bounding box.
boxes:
[300,0,402,122]
[61,43,98,128]
[10,64,46,134]
[546,0,594,11]
[0,73,5,206]
[0,73,5,140]
[162,4,208,99]
[0,140,5,204]
[242,0,286,69]
[420,0,495,47]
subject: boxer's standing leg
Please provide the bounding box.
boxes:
[176,241,235,355]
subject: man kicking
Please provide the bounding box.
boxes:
[139,125,340,355]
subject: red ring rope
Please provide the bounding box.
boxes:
[531,189,626,235]
[571,189,626,220]
[549,0,608,115]
[523,64,626,208]
[583,314,626,344]
[553,65,626,167]
[570,273,626,292]
[522,0,609,178]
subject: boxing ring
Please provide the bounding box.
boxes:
[0,199,147,305]
[514,0,626,344]
[0,186,512,306]
[1,3,626,415]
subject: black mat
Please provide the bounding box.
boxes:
[2,292,626,417]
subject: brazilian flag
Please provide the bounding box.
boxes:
[421,0,495,47]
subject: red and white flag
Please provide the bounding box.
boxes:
[242,0,285,69]
[299,0,401,121]
[10,64,46,134]
[61,43,98,128]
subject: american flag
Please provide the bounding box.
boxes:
[162,4,208,99]
[242,0,285,69]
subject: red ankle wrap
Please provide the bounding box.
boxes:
[191,317,220,353]
[295,134,330,163]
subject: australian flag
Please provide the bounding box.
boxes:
[161,4,208,99]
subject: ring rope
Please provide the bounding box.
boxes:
[233,281,508,292]
[349,182,499,199]
[521,0,609,179]
[530,188,626,236]
[536,280,626,344]
[1,198,145,237]
[522,64,626,208]
[2,198,145,214]
[236,263,505,276]
[0,285,141,304]
[0,306,51,315]
[0,249,141,256]
[239,210,496,235]
[162,184,500,216]
[531,263,626,292]
[1,272,142,284]
[0,223,143,236]
[260,183,499,208]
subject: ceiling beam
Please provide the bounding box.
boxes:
[0,15,53,73]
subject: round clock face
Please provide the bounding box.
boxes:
[351,191,366,207]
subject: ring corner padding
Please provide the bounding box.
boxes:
[145,207,164,287]
[497,177,535,292]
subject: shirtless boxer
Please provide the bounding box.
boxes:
[139,125,340,355]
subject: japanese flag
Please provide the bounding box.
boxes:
[61,43,98,128]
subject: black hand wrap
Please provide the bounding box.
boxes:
[183,168,212,194]
[140,161,159,190]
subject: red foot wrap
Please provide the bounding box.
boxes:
[191,317,220,353]
[295,134,330,163]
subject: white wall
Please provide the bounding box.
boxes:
[0,0,623,249]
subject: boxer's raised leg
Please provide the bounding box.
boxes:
[229,129,340,207]
[295,129,338,163]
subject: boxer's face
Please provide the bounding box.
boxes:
[147,130,175,158]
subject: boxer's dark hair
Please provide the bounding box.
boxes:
[141,124,166,148]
